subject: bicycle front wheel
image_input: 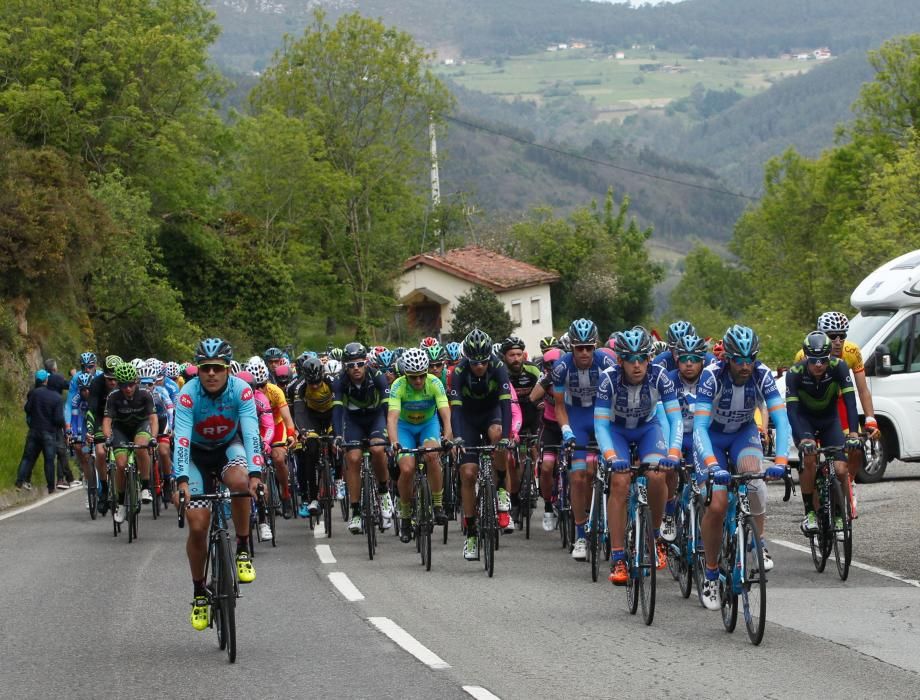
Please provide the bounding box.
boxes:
[832,477,853,581]
[638,506,656,626]
[588,480,604,583]
[213,530,237,663]
[720,534,738,633]
[419,475,432,571]
[625,511,639,615]
[267,471,279,548]
[741,519,766,645]
[520,455,534,540]
[363,468,377,561]
[676,505,692,599]
[127,468,139,543]
[480,478,497,578]
[321,461,334,538]
[86,471,98,520]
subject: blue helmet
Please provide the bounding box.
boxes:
[377,349,395,371]
[195,337,233,364]
[445,341,462,362]
[723,325,760,358]
[568,318,598,345]
[675,334,708,355]
[666,320,696,347]
[76,372,94,389]
[614,326,654,356]
[79,352,97,367]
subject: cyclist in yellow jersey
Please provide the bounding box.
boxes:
[290,357,337,514]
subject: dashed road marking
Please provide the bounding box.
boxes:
[315,544,336,564]
[462,686,502,700]
[770,539,920,587]
[368,616,450,670]
[328,571,364,601]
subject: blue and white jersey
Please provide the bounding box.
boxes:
[668,368,699,436]
[66,369,101,423]
[147,384,175,432]
[551,350,614,410]
[163,376,180,403]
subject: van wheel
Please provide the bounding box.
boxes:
[857,433,888,483]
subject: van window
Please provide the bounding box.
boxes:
[880,316,912,373]
[910,316,920,372]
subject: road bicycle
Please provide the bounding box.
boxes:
[802,444,853,580]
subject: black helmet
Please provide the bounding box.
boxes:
[195,338,233,365]
[463,329,493,362]
[675,334,708,356]
[500,336,526,354]
[342,342,367,362]
[722,325,760,358]
[614,326,654,356]
[263,347,284,360]
[802,331,831,359]
[568,318,598,345]
[302,357,324,383]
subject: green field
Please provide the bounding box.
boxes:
[435,49,816,111]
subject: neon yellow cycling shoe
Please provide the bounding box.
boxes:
[190,596,210,631]
[236,551,255,583]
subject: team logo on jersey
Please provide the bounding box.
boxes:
[178,437,190,448]
[241,388,253,402]
[253,454,264,466]
[194,415,235,439]
[179,394,193,408]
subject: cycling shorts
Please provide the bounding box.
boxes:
[300,409,332,438]
[700,422,762,473]
[397,415,441,455]
[70,414,88,444]
[604,421,668,468]
[185,436,248,497]
[270,422,294,448]
[112,422,152,456]
[539,418,562,452]
[456,406,502,465]
[342,412,387,450]
[567,406,595,472]
[792,412,845,462]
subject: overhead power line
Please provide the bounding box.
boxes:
[444,114,758,201]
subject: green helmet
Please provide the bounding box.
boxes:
[104,354,123,378]
[114,362,138,384]
[426,344,446,363]
[329,347,344,361]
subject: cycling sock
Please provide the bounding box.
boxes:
[141,479,150,490]
[193,578,207,597]
[99,479,107,495]
[510,492,520,507]
[665,498,677,516]
[654,528,661,540]
[496,470,506,489]
[236,536,249,554]
[575,523,586,539]
[801,492,814,511]
[350,502,360,518]
[610,548,625,562]
[544,501,554,513]
[465,516,477,536]
[705,566,719,581]
[378,481,388,494]
[399,500,412,518]
[432,490,443,507]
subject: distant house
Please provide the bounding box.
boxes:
[398,246,559,351]
[615,51,626,60]
[546,45,558,52]
[558,43,568,50]
[814,47,832,60]
[571,41,587,49]
[443,58,455,66]
[795,53,811,61]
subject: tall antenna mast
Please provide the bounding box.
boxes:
[429,115,443,255]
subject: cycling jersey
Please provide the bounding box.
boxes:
[332,368,389,437]
[262,382,288,426]
[538,370,557,423]
[388,374,448,424]
[70,391,89,441]
[66,369,101,425]
[667,368,701,454]
[785,358,859,437]
[104,388,155,434]
[163,376,180,403]
[254,388,274,454]
[694,360,791,471]
[793,340,863,373]
[448,358,512,439]
[652,350,717,373]
[147,384,174,433]
[172,375,262,483]
[552,350,615,409]
[594,364,683,463]
[508,362,542,433]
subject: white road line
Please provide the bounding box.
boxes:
[315,544,336,564]
[368,617,450,670]
[313,521,327,538]
[328,571,365,601]
[0,486,79,521]
[462,686,502,700]
[770,539,920,588]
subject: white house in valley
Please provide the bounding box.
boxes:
[398,246,559,353]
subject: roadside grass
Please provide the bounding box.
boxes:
[0,411,27,490]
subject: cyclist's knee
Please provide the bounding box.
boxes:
[746,479,766,516]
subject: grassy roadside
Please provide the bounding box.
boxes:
[0,410,28,490]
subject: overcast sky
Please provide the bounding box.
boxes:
[587,0,687,5]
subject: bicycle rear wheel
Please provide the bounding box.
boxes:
[675,506,692,599]
[741,519,767,645]
[832,477,853,581]
[720,534,738,633]
[419,475,432,571]
[213,529,237,663]
[625,511,639,615]
[480,478,497,578]
[86,470,98,520]
[363,468,377,560]
[638,507,656,626]
[588,480,604,583]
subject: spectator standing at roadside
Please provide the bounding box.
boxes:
[43,358,79,488]
[15,370,65,494]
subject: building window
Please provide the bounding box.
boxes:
[530,297,541,324]
[510,301,522,325]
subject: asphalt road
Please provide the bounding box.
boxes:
[3,466,920,700]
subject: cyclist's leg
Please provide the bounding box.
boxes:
[730,424,766,537]
[419,415,443,492]
[539,420,561,509]
[112,428,130,502]
[182,454,211,584]
[133,423,153,495]
[794,414,819,514]
[607,428,633,552]
[396,420,422,520]
[700,431,731,570]
[636,421,669,531]
[221,442,253,550]
[568,407,594,530]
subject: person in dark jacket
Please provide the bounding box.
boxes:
[15,370,65,494]
[43,358,78,488]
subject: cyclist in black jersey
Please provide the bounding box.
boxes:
[86,357,120,514]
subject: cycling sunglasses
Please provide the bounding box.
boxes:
[344,361,366,370]
[199,363,228,374]
[118,381,138,389]
[469,359,490,366]
[620,352,649,363]
[730,355,756,366]
[677,354,704,363]
[429,362,444,370]
[807,356,830,365]
[826,333,846,341]
[572,344,595,353]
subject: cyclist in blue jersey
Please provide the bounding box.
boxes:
[172,338,263,631]
[595,327,683,584]
[694,325,790,610]
[652,320,717,372]
[65,352,100,433]
[69,372,95,502]
[662,333,709,541]
[551,318,614,561]
[140,362,175,488]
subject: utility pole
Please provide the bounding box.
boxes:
[429,115,443,255]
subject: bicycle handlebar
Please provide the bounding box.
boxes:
[177,489,251,529]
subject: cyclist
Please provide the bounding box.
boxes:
[333,343,393,532]
[445,342,462,370]
[139,362,175,501]
[501,336,542,527]
[786,331,860,536]
[529,346,562,531]
[85,355,122,514]
[102,363,158,523]
[289,356,336,512]
[238,369,276,541]
[653,320,716,372]
[173,338,263,631]
[595,327,683,584]
[70,372,95,505]
[662,333,709,541]
[66,352,99,436]
[264,347,285,379]
[425,344,449,389]
[694,325,790,610]
[387,347,453,543]
[551,319,615,560]
[794,311,879,516]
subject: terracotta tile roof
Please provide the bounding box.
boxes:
[403,246,559,292]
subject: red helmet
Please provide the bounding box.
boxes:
[420,336,439,349]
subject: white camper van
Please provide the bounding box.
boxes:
[845,248,920,481]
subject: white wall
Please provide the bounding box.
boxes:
[398,266,555,354]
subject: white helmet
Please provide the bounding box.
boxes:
[131,358,145,370]
[164,361,180,379]
[817,311,849,334]
[245,360,270,385]
[324,359,341,377]
[144,358,164,377]
[402,347,430,375]
[229,360,242,375]
[138,362,159,381]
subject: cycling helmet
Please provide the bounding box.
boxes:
[666,320,696,347]
[195,338,233,365]
[130,358,145,370]
[302,357,324,383]
[377,349,395,371]
[274,364,291,384]
[76,372,94,389]
[542,347,562,364]
[816,311,849,334]
[164,361,180,379]
[325,359,341,376]
[402,347,430,375]
[79,352,97,367]
[675,334,708,356]
[568,318,598,345]
[342,342,367,362]
[104,355,123,377]
[145,358,164,377]
[539,336,557,352]
[138,361,159,381]
[802,331,832,359]
[114,362,138,384]
[235,370,255,385]
[558,333,571,353]
[246,360,270,385]
[463,329,493,362]
[185,364,198,377]
[229,360,242,375]
[491,342,502,358]
[722,325,760,358]
[329,347,343,361]
[420,336,439,349]
[652,340,669,355]
[263,347,284,360]
[614,326,654,356]
[445,342,462,362]
[500,336,526,354]
[247,355,267,371]
[426,344,447,363]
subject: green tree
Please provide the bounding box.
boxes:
[448,286,517,342]
[250,10,452,331]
